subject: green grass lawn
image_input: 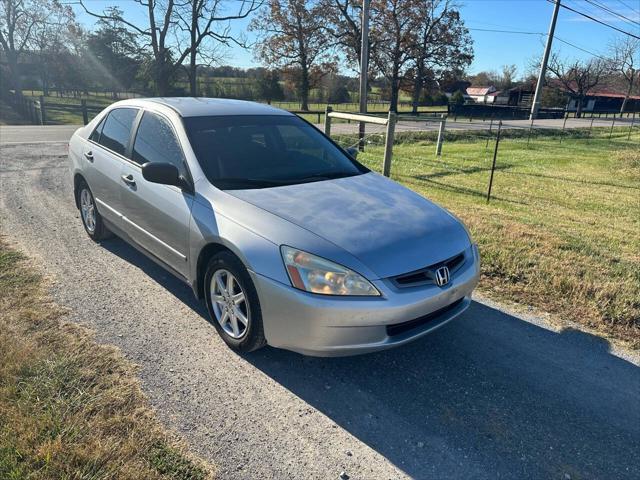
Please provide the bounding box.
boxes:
[333,127,640,345]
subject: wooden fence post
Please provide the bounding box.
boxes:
[486,121,502,203]
[324,105,332,136]
[39,95,47,125]
[81,99,89,125]
[628,112,635,140]
[382,111,396,177]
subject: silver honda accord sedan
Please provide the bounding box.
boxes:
[68,98,479,356]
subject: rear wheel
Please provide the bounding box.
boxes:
[204,252,266,353]
[77,181,111,241]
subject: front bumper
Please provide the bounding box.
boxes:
[250,244,480,357]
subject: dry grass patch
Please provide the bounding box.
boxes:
[614,149,640,176]
[0,238,213,479]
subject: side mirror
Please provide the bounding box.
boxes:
[346,146,358,159]
[142,162,181,187]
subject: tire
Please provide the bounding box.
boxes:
[77,180,111,241]
[204,251,266,353]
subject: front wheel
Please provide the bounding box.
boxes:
[204,252,266,353]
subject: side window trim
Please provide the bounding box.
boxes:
[127,109,145,160]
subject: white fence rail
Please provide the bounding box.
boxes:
[323,106,447,176]
[324,107,396,176]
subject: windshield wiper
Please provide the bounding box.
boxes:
[215,178,286,189]
[296,172,357,182]
[216,172,359,189]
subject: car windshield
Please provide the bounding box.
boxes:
[184,115,368,189]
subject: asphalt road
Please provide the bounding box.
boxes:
[1,141,639,479]
[1,114,634,145]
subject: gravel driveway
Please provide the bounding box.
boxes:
[1,139,639,479]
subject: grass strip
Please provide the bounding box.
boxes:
[0,238,213,479]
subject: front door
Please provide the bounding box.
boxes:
[118,111,193,278]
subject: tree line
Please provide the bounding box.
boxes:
[1,0,473,111]
[251,0,473,111]
[1,0,637,115]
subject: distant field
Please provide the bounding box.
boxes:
[332,127,640,345]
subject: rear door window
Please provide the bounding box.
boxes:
[98,108,138,156]
[132,112,186,176]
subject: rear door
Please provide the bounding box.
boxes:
[119,111,194,278]
[84,107,139,226]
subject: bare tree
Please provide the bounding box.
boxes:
[609,37,639,115]
[250,0,333,110]
[320,0,376,71]
[370,0,418,112]
[547,55,609,117]
[174,0,261,96]
[407,0,472,113]
[79,0,260,96]
[0,0,47,93]
[500,64,517,89]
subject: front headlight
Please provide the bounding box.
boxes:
[281,246,380,296]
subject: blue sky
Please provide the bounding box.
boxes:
[73,0,640,79]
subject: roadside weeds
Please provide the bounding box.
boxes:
[0,236,214,480]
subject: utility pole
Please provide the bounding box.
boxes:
[530,0,561,120]
[358,0,371,150]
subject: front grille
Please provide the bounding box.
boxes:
[386,298,465,337]
[392,252,465,288]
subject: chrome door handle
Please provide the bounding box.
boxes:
[121,173,136,187]
[84,151,94,161]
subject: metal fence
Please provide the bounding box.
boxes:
[325,109,639,204]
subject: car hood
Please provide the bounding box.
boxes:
[227,172,471,278]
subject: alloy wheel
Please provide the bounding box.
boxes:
[210,269,250,339]
[80,188,96,233]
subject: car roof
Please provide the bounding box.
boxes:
[132,97,294,118]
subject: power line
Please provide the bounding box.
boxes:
[466,24,616,61]
[548,0,640,40]
[555,36,608,60]
[615,0,640,15]
[467,27,544,35]
[583,0,640,27]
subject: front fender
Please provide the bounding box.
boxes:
[189,198,289,290]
